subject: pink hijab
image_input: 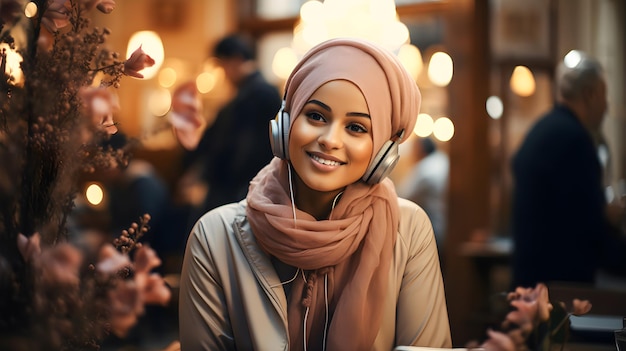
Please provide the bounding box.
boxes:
[246,38,421,351]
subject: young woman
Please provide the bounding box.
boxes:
[179,38,452,351]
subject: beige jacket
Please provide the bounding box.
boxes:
[179,198,451,350]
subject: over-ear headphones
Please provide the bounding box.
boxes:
[361,129,404,185]
[268,101,404,185]
[269,101,290,160]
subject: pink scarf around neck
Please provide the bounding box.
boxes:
[246,158,399,350]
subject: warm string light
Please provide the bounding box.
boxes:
[85,183,104,206]
[24,2,38,17]
[427,51,453,87]
[413,113,455,142]
[510,65,536,97]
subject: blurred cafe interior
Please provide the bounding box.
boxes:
[80,0,625,348]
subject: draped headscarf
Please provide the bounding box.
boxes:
[246,38,421,351]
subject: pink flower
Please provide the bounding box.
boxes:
[504,299,537,336]
[508,283,553,322]
[479,283,555,351]
[96,244,171,336]
[169,81,205,150]
[78,86,120,135]
[133,246,171,305]
[533,283,553,321]
[134,245,161,274]
[571,298,592,316]
[16,232,41,262]
[96,0,115,14]
[108,278,142,337]
[97,244,141,337]
[96,243,130,274]
[38,243,83,287]
[143,272,171,306]
[124,45,155,79]
[41,0,70,33]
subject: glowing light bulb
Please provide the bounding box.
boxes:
[196,71,216,93]
[510,65,536,97]
[85,183,104,206]
[486,96,504,120]
[414,113,434,137]
[433,117,454,142]
[398,44,423,81]
[428,51,453,87]
[25,2,38,17]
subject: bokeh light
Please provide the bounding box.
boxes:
[486,95,504,119]
[414,113,434,137]
[85,183,104,206]
[433,117,454,141]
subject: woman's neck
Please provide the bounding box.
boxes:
[292,176,344,221]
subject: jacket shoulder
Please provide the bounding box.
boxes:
[192,201,247,247]
[396,197,435,251]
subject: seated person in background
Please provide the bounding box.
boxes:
[396,136,449,253]
[511,51,626,289]
[178,38,451,350]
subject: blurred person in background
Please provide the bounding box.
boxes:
[396,136,449,254]
[510,51,626,288]
[179,33,282,229]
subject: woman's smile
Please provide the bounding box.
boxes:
[307,151,345,169]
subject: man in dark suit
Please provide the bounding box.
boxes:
[511,51,626,288]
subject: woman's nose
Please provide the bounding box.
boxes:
[318,124,343,150]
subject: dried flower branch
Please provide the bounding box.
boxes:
[113,213,151,254]
[0,1,168,350]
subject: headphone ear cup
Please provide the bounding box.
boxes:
[362,140,400,185]
[269,109,290,159]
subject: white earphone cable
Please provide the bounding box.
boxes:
[287,163,297,228]
[328,191,343,220]
[269,268,301,288]
[303,305,310,351]
[322,273,329,351]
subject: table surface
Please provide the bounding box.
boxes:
[571,314,623,332]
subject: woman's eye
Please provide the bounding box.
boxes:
[306,111,325,122]
[347,123,368,133]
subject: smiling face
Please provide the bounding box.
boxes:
[288,80,373,196]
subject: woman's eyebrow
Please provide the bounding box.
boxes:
[347,112,371,118]
[305,99,370,118]
[306,99,331,111]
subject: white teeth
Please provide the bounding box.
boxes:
[311,154,341,166]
